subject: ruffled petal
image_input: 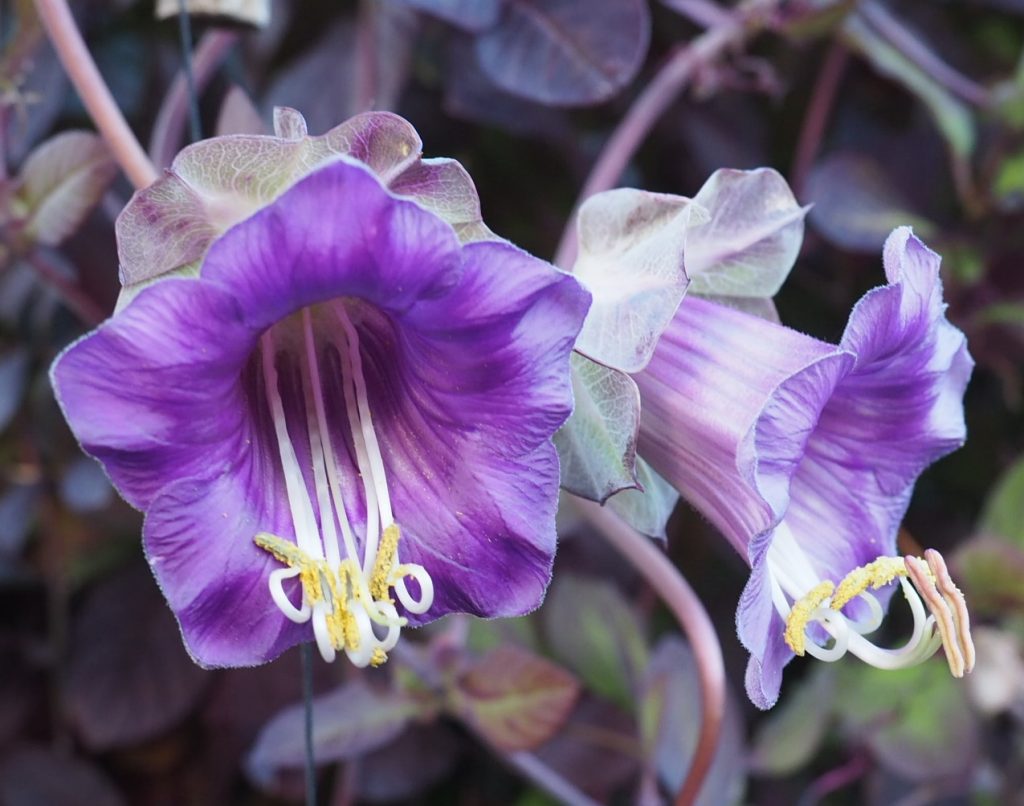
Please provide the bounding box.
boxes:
[144,466,305,667]
[198,157,464,331]
[345,242,589,618]
[634,296,851,557]
[50,280,258,509]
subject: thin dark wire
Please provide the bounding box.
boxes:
[301,643,317,806]
[176,0,202,142]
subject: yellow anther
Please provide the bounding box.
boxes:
[370,523,401,601]
[831,557,909,610]
[370,647,388,667]
[784,581,836,656]
[254,532,327,604]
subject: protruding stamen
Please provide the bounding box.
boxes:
[775,543,974,679]
[831,557,907,610]
[784,581,835,656]
[925,549,975,673]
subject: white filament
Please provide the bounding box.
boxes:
[767,523,939,670]
[259,308,434,667]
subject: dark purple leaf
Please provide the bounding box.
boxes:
[806,152,936,253]
[534,696,639,801]
[246,680,426,788]
[474,0,651,106]
[0,348,29,432]
[0,481,41,558]
[58,456,114,514]
[396,0,502,32]
[639,637,746,804]
[63,565,211,751]
[355,723,462,801]
[215,85,267,136]
[0,746,125,806]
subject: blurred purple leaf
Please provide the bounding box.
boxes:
[58,456,114,514]
[806,152,936,253]
[474,0,651,107]
[396,0,502,32]
[64,565,211,751]
[0,348,29,433]
[842,13,974,162]
[247,680,427,788]
[554,355,640,503]
[4,41,67,167]
[534,696,639,801]
[639,637,746,803]
[261,20,357,136]
[444,38,574,140]
[0,746,125,806]
[686,167,808,297]
[834,661,981,781]
[215,85,267,136]
[542,573,648,707]
[572,188,698,372]
[12,132,117,248]
[0,481,41,559]
[749,665,835,775]
[355,723,462,801]
[450,645,580,752]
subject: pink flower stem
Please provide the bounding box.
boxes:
[553,0,778,270]
[33,0,158,190]
[149,29,240,170]
[571,497,725,806]
[790,41,849,197]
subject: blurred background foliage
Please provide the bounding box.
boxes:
[1,0,1023,804]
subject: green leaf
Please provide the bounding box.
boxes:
[605,456,679,539]
[980,455,1024,544]
[449,645,580,752]
[834,661,980,781]
[542,573,648,707]
[686,168,807,298]
[571,188,696,372]
[246,680,428,787]
[749,666,836,775]
[954,536,1024,618]
[977,302,1024,328]
[13,132,116,247]
[553,354,640,503]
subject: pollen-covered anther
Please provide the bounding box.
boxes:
[905,551,975,677]
[370,523,401,601]
[784,580,836,656]
[831,556,908,611]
